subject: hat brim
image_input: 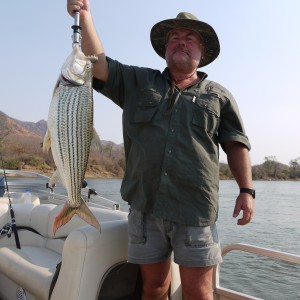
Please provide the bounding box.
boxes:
[150,18,220,68]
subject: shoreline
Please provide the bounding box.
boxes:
[5,166,299,182]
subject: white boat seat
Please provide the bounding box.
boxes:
[0,203,129,300]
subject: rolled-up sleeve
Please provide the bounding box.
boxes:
[214,83,251,151]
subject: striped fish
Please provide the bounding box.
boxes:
[43,44,101,235]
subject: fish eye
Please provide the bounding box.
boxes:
[85,62,93,69]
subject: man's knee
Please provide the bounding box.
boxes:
[180,265,214,300]
[140,261,171,300]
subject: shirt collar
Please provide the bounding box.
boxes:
[163,68,208,84]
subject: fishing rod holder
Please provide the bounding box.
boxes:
[88,188,98,199]
[46,182,56,193]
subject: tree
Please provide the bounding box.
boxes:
[263,156,278,178]
[289,157,300,179]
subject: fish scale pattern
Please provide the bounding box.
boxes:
[51,83,93,208]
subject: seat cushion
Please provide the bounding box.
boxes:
[0,246,61,300]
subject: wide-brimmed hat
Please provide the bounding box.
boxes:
[150,12,220,68]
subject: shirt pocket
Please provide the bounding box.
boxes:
[133,89,162,123]
[192,93,220,136]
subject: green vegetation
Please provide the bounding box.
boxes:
[220,156,300,181]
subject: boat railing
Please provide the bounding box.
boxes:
[0,169,121,211]
[48,187,121,210]
[213,243,300,300]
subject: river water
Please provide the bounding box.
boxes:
[85,179,300,300]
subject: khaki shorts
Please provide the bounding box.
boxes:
[127,208,222,267]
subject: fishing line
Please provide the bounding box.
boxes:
[0,153,21,248]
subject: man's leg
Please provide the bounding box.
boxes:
[180,265,214,300]
[127,210,173,299]
[171,223,221,300]
[140,259,171,300]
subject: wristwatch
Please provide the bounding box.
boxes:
[240,188,255,199]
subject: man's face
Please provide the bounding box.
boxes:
[165,28,203,70]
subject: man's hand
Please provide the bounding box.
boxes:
[233,192,254,225]
[67,0,89,17]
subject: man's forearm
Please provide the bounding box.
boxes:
[224,141,253,188]
[80,11,109,81]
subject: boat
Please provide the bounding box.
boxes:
[0,169,300,300]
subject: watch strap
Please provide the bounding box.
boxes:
[240,188,255,199]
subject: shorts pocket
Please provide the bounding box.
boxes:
[128,208,146,244]
[185,224,219,248]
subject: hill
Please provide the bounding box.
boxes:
[0,111,125,178]
[0,111,47,137]
[0,111,299,180]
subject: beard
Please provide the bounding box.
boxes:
[167,48,201,72]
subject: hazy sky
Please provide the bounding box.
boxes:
[1,1,299,165]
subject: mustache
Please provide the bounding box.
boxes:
[173,46,189,54]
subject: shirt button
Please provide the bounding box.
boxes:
[171,128,175,132]
[164,172,168,176]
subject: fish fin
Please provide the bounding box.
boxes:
[42,129,51,153]
[49,170,60,187]
[91,127,102,153]
[76,201,101,231]
[52,202,77,235]
[52,201,101,236]
[87,54,98,63]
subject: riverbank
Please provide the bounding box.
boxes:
[14,165,300,181]
[19,165,122,179]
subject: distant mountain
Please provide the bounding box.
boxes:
[0,110,125,177]
[0,110,123,148]
[0,111,47,138]
[16,119,48,137]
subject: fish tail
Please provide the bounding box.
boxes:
[52,201,101,235]
[76,201,101,231]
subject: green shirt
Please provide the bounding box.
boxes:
[93,57,250,226]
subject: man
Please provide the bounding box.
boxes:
[67,2,255,299]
